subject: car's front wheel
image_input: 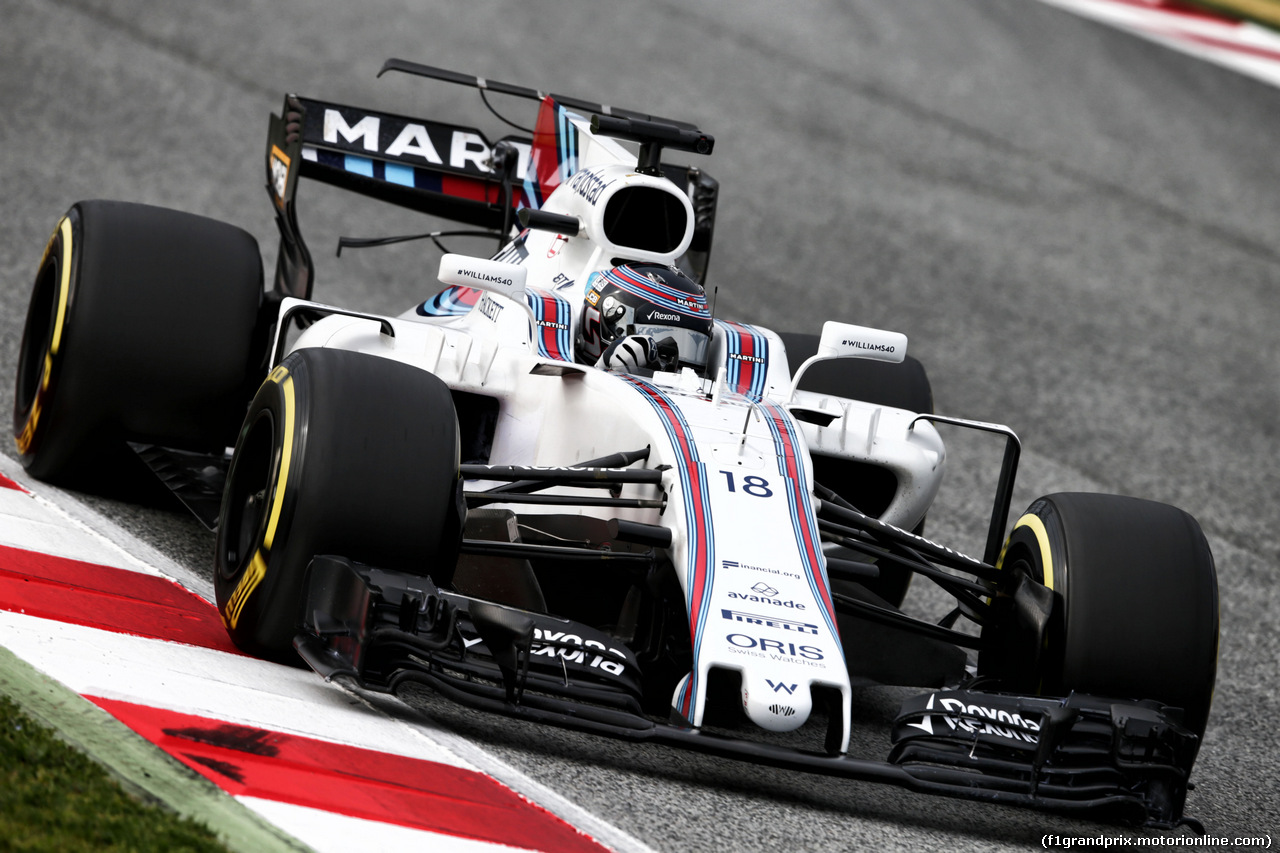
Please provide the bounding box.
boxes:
[979,492,1218,739]
[214,347,464,659]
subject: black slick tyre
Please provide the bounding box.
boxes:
[13,201,263,484]
[215,347,464,659]
[980,492,1218,737]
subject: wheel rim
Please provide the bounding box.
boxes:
[220,409,275,581]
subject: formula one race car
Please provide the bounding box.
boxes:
[12,60,1218,829]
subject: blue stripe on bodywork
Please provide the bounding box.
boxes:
[717,321,769,402]
[343,154,375,177]
[385,162,415,187]
[525,288,573,361]
[619,376,715,721]
[755,399,842,644]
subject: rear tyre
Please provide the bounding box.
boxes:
[980,492,1218,737]
[780,332,933,607]
[214,348,465,659]
[13,201,263,485]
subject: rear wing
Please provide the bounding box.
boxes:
[266,60,719,302]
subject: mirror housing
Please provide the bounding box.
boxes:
[789,321,908,400]
[438,254,528,303]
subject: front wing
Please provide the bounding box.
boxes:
[294,555,1202,830]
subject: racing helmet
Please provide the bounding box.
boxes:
[575,264,713,371]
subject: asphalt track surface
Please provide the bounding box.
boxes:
[2,0,1277,850]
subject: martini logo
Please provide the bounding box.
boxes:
[320,107,496,174]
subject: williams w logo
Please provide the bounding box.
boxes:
[766,680,798,694]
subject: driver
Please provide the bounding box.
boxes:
[575,263,713,374]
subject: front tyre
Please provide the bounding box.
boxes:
[980,492,1218,737]
[215,348,464,659]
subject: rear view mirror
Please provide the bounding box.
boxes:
[438,254,528,303]
[790,321,908,399]
[815,321,907,362]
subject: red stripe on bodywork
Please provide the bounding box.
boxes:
[758,404,836,616]
[0,544,241,654]
[531,97,567,204]
[539,293,566,360]
[90,698,608,852]
[726,322,758,397]
[441,175,500,203]
[621,378,712,718]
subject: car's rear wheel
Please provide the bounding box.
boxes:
[214,347,465,659]
[779,331,933,607]
[979,492,1218,738]
[13,201,263,485]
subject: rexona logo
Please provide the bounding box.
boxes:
[726,582,806,610]
[721,609,818,636]
[646,310,682,322]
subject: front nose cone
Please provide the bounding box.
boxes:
[741,670,812,732]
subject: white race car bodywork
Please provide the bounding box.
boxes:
[276,111,947,746]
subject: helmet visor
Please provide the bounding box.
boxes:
[630,323,711,370]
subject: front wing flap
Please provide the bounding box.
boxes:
[892,690,1200,828]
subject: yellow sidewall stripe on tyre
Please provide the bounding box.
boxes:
[15,218,74,456]
[263,370,294,550]
[51,217,72,356]
[1009,513,1055,591]
[223,367,294,628]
